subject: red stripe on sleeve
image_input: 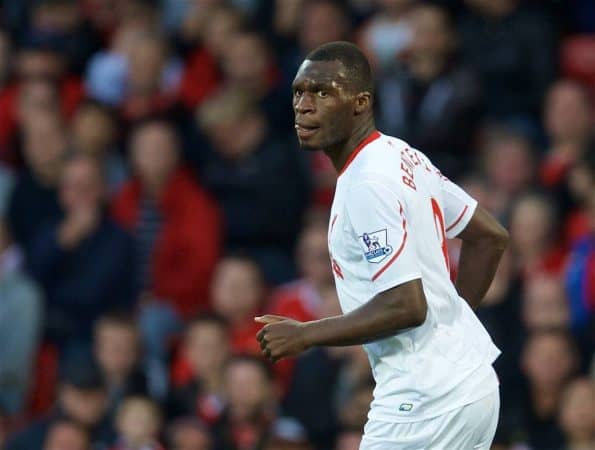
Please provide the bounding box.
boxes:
[372,203,408,282]
[445,205,468,233]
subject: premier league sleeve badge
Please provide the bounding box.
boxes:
[360,229,393,263]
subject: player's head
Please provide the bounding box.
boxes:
[292,41,374,151]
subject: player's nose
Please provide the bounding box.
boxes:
[294,92,315,114]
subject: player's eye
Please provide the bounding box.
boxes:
[294,88,303,97]
[317,90,328,98]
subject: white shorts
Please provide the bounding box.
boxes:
[360,389,500,450]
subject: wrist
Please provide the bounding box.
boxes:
[300,320,320,349]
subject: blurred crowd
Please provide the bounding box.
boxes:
[0,0,594,449]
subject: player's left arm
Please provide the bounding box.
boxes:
[256,280,426,361]
[455,205,509,309]
[257,178,428,362]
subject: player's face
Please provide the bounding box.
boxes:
[292,59,356,151]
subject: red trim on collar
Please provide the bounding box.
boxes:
[338,130,381,176]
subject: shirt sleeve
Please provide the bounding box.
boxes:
[441,177,478,239]
[345,179,422,297]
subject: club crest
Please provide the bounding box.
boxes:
[360,229,393,263]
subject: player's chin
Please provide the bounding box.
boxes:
[297,137,322,152]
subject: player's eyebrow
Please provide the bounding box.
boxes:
[292,79,339,92]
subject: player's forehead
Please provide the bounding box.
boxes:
[292,59,349,89]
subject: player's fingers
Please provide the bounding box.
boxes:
[256,327,267,341]
[255,315,288,324]
[263,347,272,360]
[259,338,268,350]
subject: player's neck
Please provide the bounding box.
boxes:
[325,119,376,174]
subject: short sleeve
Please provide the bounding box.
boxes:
[441,178,478,239]
[346,180,422,296]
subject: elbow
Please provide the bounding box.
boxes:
[491,224,509,251]
[401,291,427,328]
[410,296,427,327]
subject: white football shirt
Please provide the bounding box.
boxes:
[328,131,500,423]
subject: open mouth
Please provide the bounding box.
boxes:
[295,124,320,138]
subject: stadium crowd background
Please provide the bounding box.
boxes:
[0,0,594,449]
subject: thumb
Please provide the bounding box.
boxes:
[254,314,289,324]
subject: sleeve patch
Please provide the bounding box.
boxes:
[359,229,393,263]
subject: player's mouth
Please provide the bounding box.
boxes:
[295,123,320,139]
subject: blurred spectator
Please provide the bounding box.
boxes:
[71,100,128,194]
[28,153,135,362]
[212,355,276,450]
[21,0,102,74]
[522,275,571,332]
[15,41,84,116]
[167,314,229,424]
[509,193,566,278]
[86,25,182,122]
[334,430,361,450]
[197,88,310,282]
[120,33,182,122]
[84,12,156,106]
[178,5,243,110]
[358,0,414,70]
[0,0,594,447]
[0,76,63,167]
[93,313,149,419]
[459,0,556,120]
[211,255,267,355]
[111,396,163,450]
[264,417,312,450]
[268,219,335,322]
[559,378,595,450]
[566,189,595,336]
[474,251,524,386]
[0,30,12,91]
[280,0,351,82]
[112,119,221,379]
[541,81,593,191]
[221,29,291,133]
[6,110,66,248]
[80,0,159,40]
[5,362,113,450]
[166,417,213,450]
[0,163,14,212]
[0,217,43,415]
[280,286,345,448]
[16,76,61,128]
[43,420,91,450]
[376,3,482,176]
[173,0,229,47]
[500,330,578,450]
[479,125,535,219]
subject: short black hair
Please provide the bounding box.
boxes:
[306,41,374,95]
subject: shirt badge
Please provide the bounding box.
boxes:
[360,229,393,263]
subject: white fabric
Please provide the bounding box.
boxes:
[360,387,500,449]
[328,132,500,423]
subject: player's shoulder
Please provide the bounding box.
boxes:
[350,133,408,178]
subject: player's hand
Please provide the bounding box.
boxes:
[255,315,310,363]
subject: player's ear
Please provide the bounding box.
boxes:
[354,92,372,115]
